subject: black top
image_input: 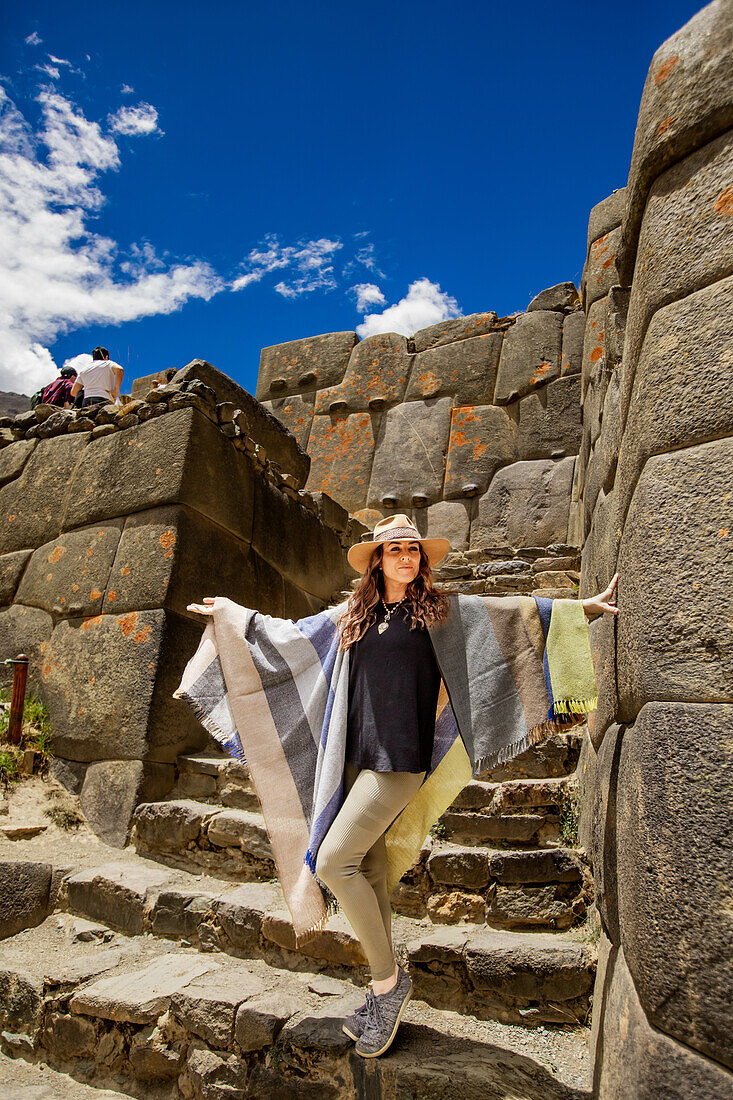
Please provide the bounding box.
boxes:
[346,601,441,773]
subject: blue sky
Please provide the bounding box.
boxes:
[1,0,704,397]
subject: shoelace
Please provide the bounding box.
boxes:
[363,988,385,1034]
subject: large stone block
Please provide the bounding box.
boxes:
[0,438,37,488]
[414,500,471,552]
[470,457,575,550]
[586,612,618,750]
[62,408,255,544]
[0,861,52,939]
[589,723,623,944]
[560,311,585,377]
[412,311,498,353]
[616,440,733,719]
[443,405,517,500]
[622,0,733,281]
[0,604,54,690]
[527,282,579,312]
[16,523,123,618]
[0,549,32,604]
[616,701,733,1068]
[262,393,314,450]
[581,296,607,402]
[587,188,627,253]
[516,376,582,461]
[583,371,620,532]
[405,333,502,405]
[616,276,733,523]
[79,760,173,848]
[256,332,357,401]
[494,311,563,404]
[621,130,733,424]
[315,332,411,412]
[252,477,346,601]
[40,609,204,762]
[367,397,452,509]
[583,226,622,310]
[102,506,284,620]
[596,948,733,1098]
[306,412,375,513]
[580,487,621,603]
[0,432,90,555]
[173,360,311,486]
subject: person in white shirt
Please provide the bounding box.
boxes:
[70,347,124,409]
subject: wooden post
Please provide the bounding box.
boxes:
[7,655,29,746]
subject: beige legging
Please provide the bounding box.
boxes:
[315,764,425,981]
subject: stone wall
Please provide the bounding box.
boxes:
[577,2,733,1095]
[0,361,361,844]
[258,284,585,556]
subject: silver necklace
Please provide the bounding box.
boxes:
[378,596,407,634]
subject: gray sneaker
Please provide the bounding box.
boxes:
[355,965,412,1058]
[342,996,369,1041]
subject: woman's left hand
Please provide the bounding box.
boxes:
[581,573,619,619]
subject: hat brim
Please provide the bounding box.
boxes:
[347,536,451,575]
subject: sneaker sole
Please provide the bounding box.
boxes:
[341,1023,361,1041]
[355,984,412,1058]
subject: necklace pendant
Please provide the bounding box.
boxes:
[378,622,388,634]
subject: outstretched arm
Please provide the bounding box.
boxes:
[581,572,619,619]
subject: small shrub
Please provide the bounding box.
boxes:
[0,748,19,786]
[45,805,84,830]
[0,687,53,772]
[429,821,446,840]
[560,787,580,847]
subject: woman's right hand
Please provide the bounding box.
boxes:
[187,597,216,616]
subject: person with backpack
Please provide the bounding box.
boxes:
[70,346,124,409]
[31,366,79,409]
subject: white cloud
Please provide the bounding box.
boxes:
[231,235,342,297]
[352,283,386,312]
[0,86,222,395]
[37,64,61,80]
[25,32,42,46]
[356,278,461,338]
[121,84,134,96]
[108,102,160,137]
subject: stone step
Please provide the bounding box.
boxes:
[56,857,596,1028]
[132,799,589,930]
[392,843,591,931]
[439,776,575,849]
[173,752,257,807]
[0,914,590,1097]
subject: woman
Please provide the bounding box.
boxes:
[182,514,618,1059]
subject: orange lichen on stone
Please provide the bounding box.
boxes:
[107,590,116,602]
[473,442,487,459]
[8,514,15,522]
[719,528,729,538]
[121,567,131,576]
[590,235,609,260]
[653,56,679,84]
[159,530,176,560]
[657,117,675,135]
[119,611,138,637]
[134,625,153,644]
[90,589,102,601]
[48,546,65,564]
[80,616,103,632]
[602,254,616,269]
[72,584,79,592]
[714,187,733,215]
[530,361,553,384]
[590,347,604,363]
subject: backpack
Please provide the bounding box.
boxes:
[30,388,44,409]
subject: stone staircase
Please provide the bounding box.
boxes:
[0,712,594,1097]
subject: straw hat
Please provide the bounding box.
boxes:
[347,514,450,575]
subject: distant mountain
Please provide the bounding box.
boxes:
[0,391,30,418]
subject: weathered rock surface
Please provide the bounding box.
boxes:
[0,604,54,690]
[406,333,503,405]
[414,499,471,551]
[70,953,218,1025]
[412,312,498,353]
[0,861,52,939]
[263,392,314,449]
[16,523,123,618]
[318,332,411,411]
[256,331,357,400]
[616,439,733,717]
[0,433,90,554]
[516,376,582,461]
[586,188,627,253]
[622,0,733,279]
[368,397,452,509]
[494,311,563,404]
[64,861,172,935]
[471,457,575,549]
[443,404,518,499]
[527,283,579,312]
[583,227,622,310]
[306,411,375,513]
[560,311,586,377]
[595,948,733,1098]
[0,437,37,488]
[616,701,733,1068]
[0,549,32,604]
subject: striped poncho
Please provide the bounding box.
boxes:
[175,594,596,941]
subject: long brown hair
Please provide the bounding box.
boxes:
[338,543,449,650]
